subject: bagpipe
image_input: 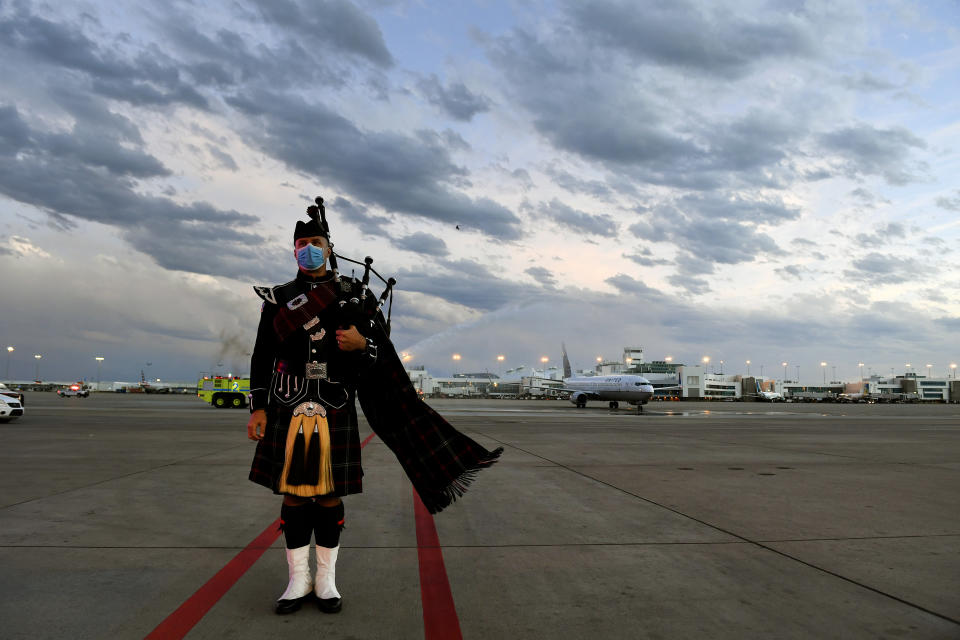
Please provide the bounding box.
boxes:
[307,196,396,338]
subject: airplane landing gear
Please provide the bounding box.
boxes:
[609,401,619,409]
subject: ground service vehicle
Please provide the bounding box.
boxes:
[197,376,250,408]
[57,383,90,398]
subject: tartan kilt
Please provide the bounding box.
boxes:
[248,400,364,497]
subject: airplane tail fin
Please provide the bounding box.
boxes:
[561,342,572,379]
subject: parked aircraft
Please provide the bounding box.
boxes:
[555,344,679,413]
[754,380,784,402]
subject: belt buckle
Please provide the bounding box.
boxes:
[305,361,327,380]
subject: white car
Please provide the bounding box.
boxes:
[0,382,25,422]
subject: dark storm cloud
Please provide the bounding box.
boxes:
[0,10,209,110]
[819,124,927,185]
[604,273,664,297]
[0,105,277,281]
[416,74,491,122]
[525,266,557,287]
[330,196,392,237]
[226,90,523,240]
[623,247,671,267]
[776,264,805,280]
[665,274,710,296]
[674,193,801,224]
[935,191,960,212]
[0,105,31,151]
[565,0,817,78]
[206,144,239,171]
[935,316,960,331]
[629,193,785,275]
[396,258,534,311]
[392,231,449,257]
[248,0,394,68]
[852,222,905,248]
[843,252,926,284]
[545,165,614,200]
[537,199,618,237]
[489,37,813,190]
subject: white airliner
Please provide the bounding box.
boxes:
[752,379,784,402]
[555,345,679,413]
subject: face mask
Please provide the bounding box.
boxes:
[296,244,326,270]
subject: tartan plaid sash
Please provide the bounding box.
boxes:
[272,284,338,341]
[357,333,503,514]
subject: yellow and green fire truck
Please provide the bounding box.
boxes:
[197,376,250,408]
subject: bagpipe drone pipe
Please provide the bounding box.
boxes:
[307,196,503,514]
[306,197,396,339]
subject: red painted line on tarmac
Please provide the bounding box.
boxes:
[145,433,377,639]
[144,518,280,639]
[413,487,463,640]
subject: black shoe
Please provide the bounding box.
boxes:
[275,594,313,615]
[317,596,342,614]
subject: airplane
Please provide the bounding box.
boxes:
[753,380,784,402]
[743,378,784,402]
[837,391,871,403]
[551,344,680,414]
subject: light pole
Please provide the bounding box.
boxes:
[34,354,42,382]
[5,346,13,381]
[951,363,957,379]
[905,363,911,377]
[452,353,461,376]
[719,360,724,375]
[95,357,104,391]
[497,354,505,377]
[746,360,751,376]
[858,362,864,381]
[820,361,827,386]
[702,356,710,374]
[782,361,788,382]
[926,363,932,379]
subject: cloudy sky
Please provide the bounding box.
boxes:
[1,0,958,384]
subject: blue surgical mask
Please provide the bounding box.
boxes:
[296,244,326,270]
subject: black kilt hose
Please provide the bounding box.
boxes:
[249,399,364,497]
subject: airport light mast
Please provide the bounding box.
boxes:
[782,362,788,382]
[952,363,957,379]
[34,354,42,382]
[95,357,104,391]
[746,360,751,376]
[5,346,13,381]
[820,361,827,386]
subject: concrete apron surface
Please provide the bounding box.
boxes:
[1,394,958,639]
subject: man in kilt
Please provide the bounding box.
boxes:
[247,204,502,615]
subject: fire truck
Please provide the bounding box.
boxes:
[197,375,250,408]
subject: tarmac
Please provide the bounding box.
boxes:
[1,393,959,639]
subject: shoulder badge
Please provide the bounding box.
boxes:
[253,286,277,305]
[253,279,299,306]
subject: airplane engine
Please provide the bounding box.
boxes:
[570,392,588,408]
